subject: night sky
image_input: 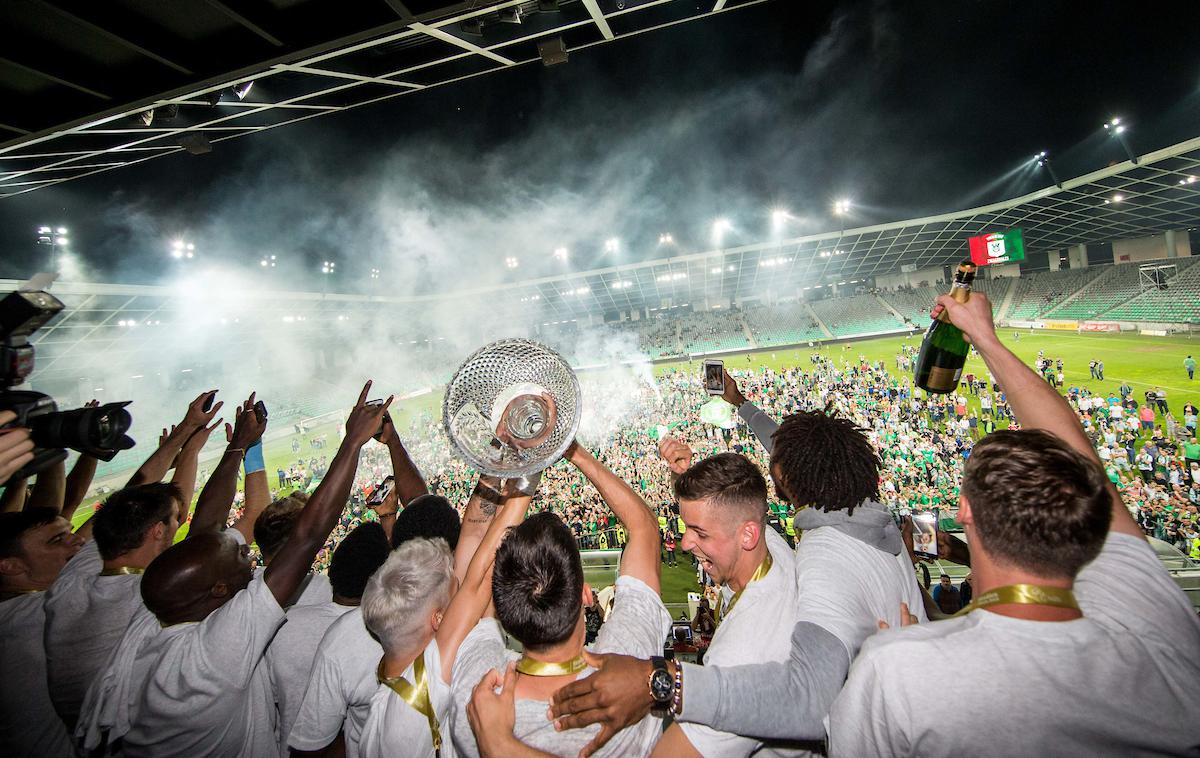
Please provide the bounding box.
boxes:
[2,0,1198,287]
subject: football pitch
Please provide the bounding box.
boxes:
[74,328,1200,605]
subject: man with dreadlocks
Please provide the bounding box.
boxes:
[550,372,925,756]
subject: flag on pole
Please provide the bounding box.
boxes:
[968,228,1025,266]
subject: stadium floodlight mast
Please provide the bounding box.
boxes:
[1103,117,1138,164]
[260,255,277,268]
[171,240,196,259]
[370,268,381,279]
[1035,151,1063,188]
[321,260,336,274]
[658,233,673,245]
[833,199,851,216]
[604,238,620,254]
[553,247,569,261]
[505,256,519,269]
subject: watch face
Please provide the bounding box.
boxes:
[650,669,673,703]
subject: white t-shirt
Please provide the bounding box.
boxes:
[794,525,928,662]
[359,639,455,758]
[119,576,286,757]
[0,592,74,757]
[289,607,383,758]
[679,529,802,758]
[254,565,333,608]
[828,532,1200,757]
[44,540,146,729]
[268,600,356,753]
[450,574,670,758]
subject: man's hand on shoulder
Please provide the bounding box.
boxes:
[550,651,656,757]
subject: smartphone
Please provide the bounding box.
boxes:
[703,360,725,395]
[367,476,395,507]
[201,391,216,413]
[372,411,393,442]
[912,512,938,560]
[253,400,268,425]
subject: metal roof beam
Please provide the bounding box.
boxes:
[202,0,284,47]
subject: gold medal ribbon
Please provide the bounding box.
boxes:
[99,566,144,576]
[515,655,588,677]
[716,552,773,623]
[378,656,442,755]
[957,583,1079,616]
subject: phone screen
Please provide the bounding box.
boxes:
[202,392,216,413]
[912,512,938,559]
[253,400,268,424]
[703,361,725,395]
[367,476,395,506]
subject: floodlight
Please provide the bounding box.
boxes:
[38,226,51,234]
[771,209,789,230]
[233,81,254,100]
[56,226,67,235]
[833,199,851,216]
[260,260,268,267]
[553,247,569,260]
[604,238,620,253]
[658,233,673,245]
[55,237,68,246]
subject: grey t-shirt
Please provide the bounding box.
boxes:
[828,532,1200,757]
[44,540,145,729]
[0,592,73,757]
[450,575,670,758]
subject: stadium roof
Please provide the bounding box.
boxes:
[0,0,769,198]
[5,132,1199,387]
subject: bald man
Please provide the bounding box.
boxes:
[79,384,392,757]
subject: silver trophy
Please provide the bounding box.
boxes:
[442,338,581,481]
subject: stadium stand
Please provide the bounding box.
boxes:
[1102,258,1200,324]
[679,308,752,353]
[1005,267,1107,320]
[744,302,826,346]
[879,287,939,324]
[810,294,905,337]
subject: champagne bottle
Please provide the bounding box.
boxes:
[914,260,977,394]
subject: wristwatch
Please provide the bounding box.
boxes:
[648,657,673,710]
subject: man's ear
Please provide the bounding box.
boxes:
[741,519,763,551]
[958,493,974,527]
[210,582,231,599]
[581,582,593,608]
[0,556,28,578]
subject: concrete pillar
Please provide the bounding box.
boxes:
[1165,229,1177,259]
[1069,244,1089,269]
[1048,250,1061,271]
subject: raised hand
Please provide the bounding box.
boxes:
[657,435,693,476]
[344,381,392,447]
[721,368,747,408]
[228,392,266,449]
[181,390,220,430]
[0,412,34,487]
[468,664,521,758]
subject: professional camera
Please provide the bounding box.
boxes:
[0,288,134,480]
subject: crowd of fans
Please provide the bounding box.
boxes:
[0,290,1197,757]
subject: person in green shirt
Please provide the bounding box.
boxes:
[1185,355,1196,380]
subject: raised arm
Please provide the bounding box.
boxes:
[566,443,660,592]
[171,418,222,518]
[264,382,388,607]
[453,475,504,585]
[127,390,222,487]
[721,370,780,455]
[62,453,98,522]
[436,486,533,681]
[26,460,65,512]
[379,414,429,505]
[189,394,263,536]
[934,292,1141,538]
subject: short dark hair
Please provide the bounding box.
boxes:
[254,494,309,559]
[93,483,181,561]
[674,453,767,521]
[492,512,583,651]
[0,507,60,560]
[329,522,390,599]
[770,411,880,514]
[392,494,460,550]
[961,430,1110,579]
